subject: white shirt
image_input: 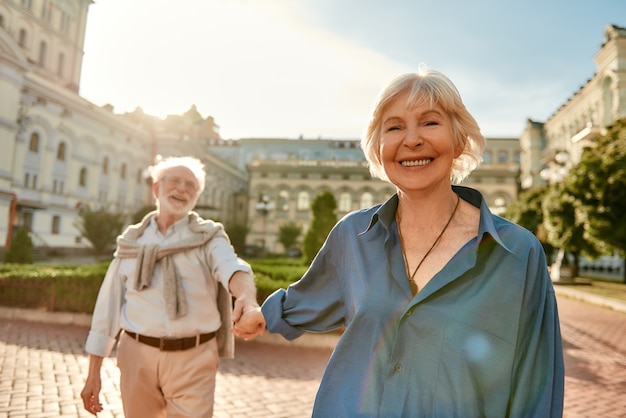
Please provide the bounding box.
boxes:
[85,215,251,357]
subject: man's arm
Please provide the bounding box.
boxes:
[229,270,265,340]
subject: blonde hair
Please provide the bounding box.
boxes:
[150,156,206,194]
[361,67,485,184]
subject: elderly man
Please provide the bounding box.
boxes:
[80,156,264,417]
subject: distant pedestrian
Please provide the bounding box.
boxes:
[80,156,264,417]
[239,67,565,417]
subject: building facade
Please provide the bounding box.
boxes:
[10,2,622,260]
[520,24,626,189]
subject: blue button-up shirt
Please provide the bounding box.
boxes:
[262,186,564,417]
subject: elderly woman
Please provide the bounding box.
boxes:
[247,68,564,417]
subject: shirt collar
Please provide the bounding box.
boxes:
[361,185,513,254]
[149,212,192,236]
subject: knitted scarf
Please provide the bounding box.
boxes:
[114,211,225,320]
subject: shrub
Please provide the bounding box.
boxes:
[4,228,34,264]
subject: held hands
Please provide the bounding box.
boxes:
[232,297,266,341]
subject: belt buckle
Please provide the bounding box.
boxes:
[159,338,165,351]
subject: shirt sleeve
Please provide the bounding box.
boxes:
[206,230,252,290]
[262,226,346,340]
[85,258,125,357]
[508,242,565,417]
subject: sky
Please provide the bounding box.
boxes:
[79,0,626,140]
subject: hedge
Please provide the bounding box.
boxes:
[0,259,307,314]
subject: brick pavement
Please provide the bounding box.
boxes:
[0,292,624,417]
[557,295,626,418]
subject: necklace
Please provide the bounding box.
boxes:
[396,195,460,295]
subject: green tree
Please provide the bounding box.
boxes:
[303,191,337,263]
[567,118,626,281]
[542,182,601,278]
[74,205,126,259]
[278,222,302,254]
[225,223,249,256]
[502,186,554,259]
[3,227,34,264]
[130,204,156,224]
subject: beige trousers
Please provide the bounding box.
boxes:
[117,332,219,418]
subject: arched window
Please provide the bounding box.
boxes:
[79,167,88,187]
[57,142,66,160]
[57,53,65,77]
[297,191,310,211]
[38,41,47,66]
[18,29,27,47]
[102,157,109,174]
[483,150,492,164]
[338,192,351,212]
[28,132,39,152]
[51,216,60,234]
[360,192,373,209]
[277,190,289,212]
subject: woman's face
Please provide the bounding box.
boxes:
[379,91,461,193]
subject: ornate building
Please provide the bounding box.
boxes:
[520,24,626,189]
[209,136,519,254]
[19,0,626,260]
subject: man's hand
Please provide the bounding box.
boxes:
[232,300,265,340]
[80,373,103,416]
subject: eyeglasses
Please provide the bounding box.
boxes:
[161,176,198,193]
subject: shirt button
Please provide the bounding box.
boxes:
[394,363,403,372]
[405,310,412,317]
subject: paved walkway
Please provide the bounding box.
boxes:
[0,287,624,417]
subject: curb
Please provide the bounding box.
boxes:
[553,285,626,314]
[0,306,340,350]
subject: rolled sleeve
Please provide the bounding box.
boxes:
[85,330,118,357]
[262,289,306,340]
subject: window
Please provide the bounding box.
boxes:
[38,41,47,66]
[277,190,289,212]
[79,167,87,187]
[483,151,492,164]
[360,192,373,209]
[21,0,32,10]
[338,192,351,212]
[18,29,27,47]
[498,151,507,164]
[120,163,127,179]
[57,142,66,160]
[57,53,64,77]
[24,172,30,187]
[297,191,310,211]
[60,12,70,34]
[28,133,39,152]
[51,215,60,234]
[41,0,52,21]
[0,15,5,28]
[102,157,109,174]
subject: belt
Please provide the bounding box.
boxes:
[124,330,216,352]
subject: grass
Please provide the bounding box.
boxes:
[571,279,626,302]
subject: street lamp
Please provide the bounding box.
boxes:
[540,150,570,184]
[255,194,273,255]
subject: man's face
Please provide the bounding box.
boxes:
[153,166,200,218]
